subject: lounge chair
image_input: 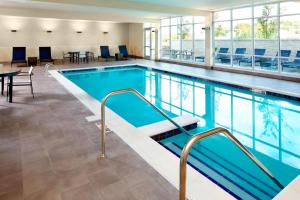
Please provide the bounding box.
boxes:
[220,48,246,64]
[11,47,27,67]
[98,46,112,61]
[282,51,300,69]
[39,47,54,65]
[7,66,34,100]
[260,50,291,68]
[118,45,129,59]
[215,48,229,62]
[239,48,266,66]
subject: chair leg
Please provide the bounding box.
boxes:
[30,84,34,99]
[6,83,9,101]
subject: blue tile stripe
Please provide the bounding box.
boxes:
[159,142,243,200]
[172,142,277,198]
[190,141,280,193]
[163,142,269,200]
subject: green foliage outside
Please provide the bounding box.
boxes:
[215,6,281,40]
[255,6,277,39]
[215,24,229,37]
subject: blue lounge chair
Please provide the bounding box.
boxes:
[215,48,229,61]
[282,51,300,69]
[98,46,112,61]
[39,47,54,64]
[220,48,246,64]
[239,48,266,66]
[118,45,129,59]
[11,47,27,67]
[260,50,291,67]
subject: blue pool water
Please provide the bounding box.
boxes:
[62,65,300,199]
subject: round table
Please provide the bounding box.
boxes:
[0,68,21,103]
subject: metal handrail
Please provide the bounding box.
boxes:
[99,88,191,158]
[179,127,284,200]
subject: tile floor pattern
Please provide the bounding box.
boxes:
[0,63,178,200]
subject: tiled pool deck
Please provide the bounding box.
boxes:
[0,59,299,200]
[0,62,177,200]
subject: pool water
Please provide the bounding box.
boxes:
[62,65,300,199]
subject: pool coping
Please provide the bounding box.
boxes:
[50,63,299,200]
[49,68,235,200]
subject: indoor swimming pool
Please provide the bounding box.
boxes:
[61,65,300,199]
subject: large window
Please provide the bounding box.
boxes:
[213,1,300,75]
[160,16,206,63]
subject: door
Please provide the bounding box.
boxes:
[144,28,156,60]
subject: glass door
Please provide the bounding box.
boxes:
[144,28,156,59]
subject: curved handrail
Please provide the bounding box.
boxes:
[179,127,284,200]
[99,88,191,158]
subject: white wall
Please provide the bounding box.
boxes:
[128,23,144,57]
[0,16,130,62]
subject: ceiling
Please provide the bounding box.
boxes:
[0,0,275,23]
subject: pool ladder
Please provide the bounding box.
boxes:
[99,88,284,200]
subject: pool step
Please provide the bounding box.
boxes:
[163,141,280,200]
[137,115,199,137]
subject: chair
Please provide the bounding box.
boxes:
[239,48,266,66]
[86,51,94,62]
[11,47,27,67]
[79,52,88,63]
[215,48,229,61]
[118,45,129,59]
[220,48,246,64]
[98,46,111,61]
[39,47,54,65]
[7,66,34,99]
[62,52,71,64]
[282,51,300,69]
[260,50,291,68]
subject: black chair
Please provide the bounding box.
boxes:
[118,45,129,59]
[98,46,112,61]
[39,47,54,65]
[7,66,34,100]
[11,47,27,67]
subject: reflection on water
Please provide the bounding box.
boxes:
[145,71,300,170]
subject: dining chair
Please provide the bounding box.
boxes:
[7,66,34,100]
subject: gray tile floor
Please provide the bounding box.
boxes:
[0,63,178,200]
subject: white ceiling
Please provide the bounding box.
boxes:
[0,0,275,23]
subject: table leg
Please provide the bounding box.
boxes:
[9,76,13,103]
[1,77,4,95]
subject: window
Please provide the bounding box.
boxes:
[213,1,300,76]
[161,26,170,59]
[160,16,206,63]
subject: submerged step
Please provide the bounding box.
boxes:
[137,115,199,137]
